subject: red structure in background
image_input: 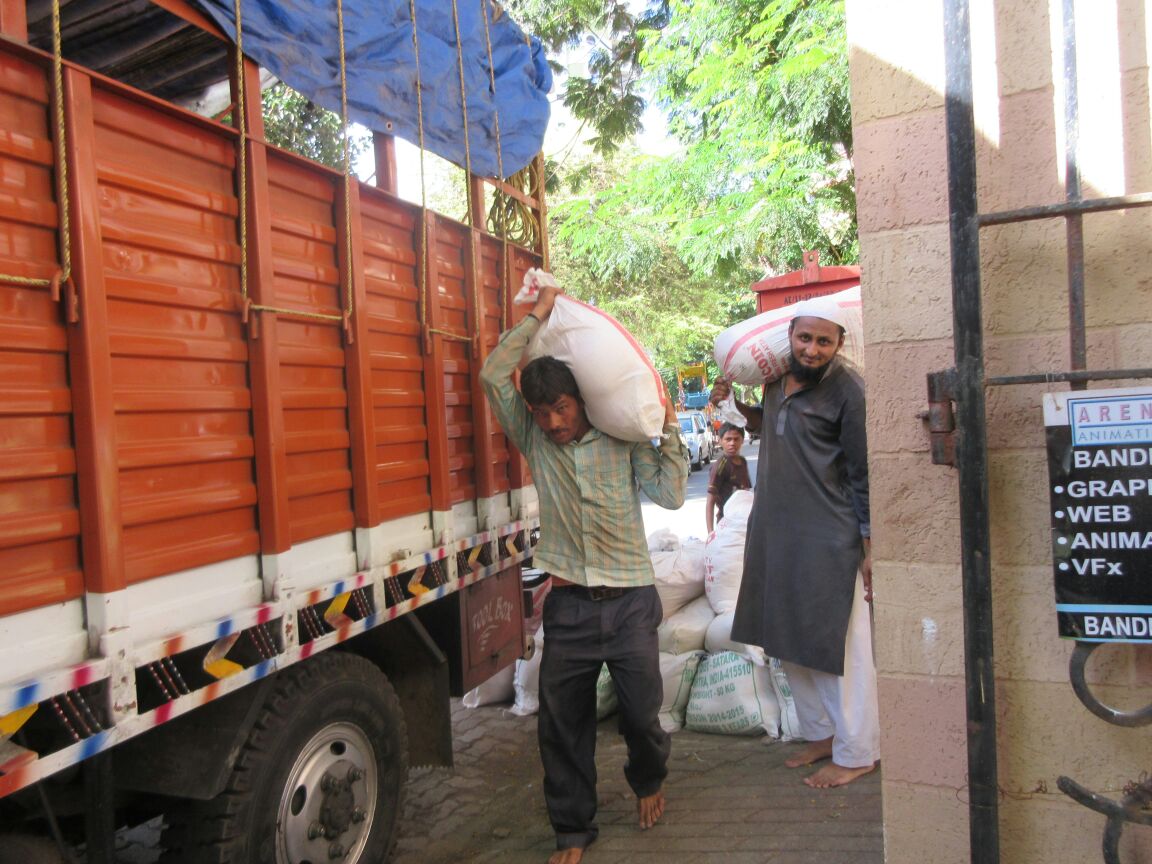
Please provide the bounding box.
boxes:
[751,250,860,314]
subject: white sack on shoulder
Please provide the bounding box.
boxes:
[658,594,715,654]
[525,295,667,442]
[713,285,864,386]
[704,490,753,614]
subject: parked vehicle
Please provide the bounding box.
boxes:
[0,2,551,860]
[677,412,713,469]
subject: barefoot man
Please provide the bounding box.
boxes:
[710,296,879,789]
[481,283,688,861]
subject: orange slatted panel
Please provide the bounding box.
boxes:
[433,219,477,505]
[479,235,511,494]
[505,245,543,489]
[0,54,82,615]
[359,190,432,520]
[89,85,259,585]
[267,153,354,544]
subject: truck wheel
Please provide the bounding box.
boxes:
[162,653,408,864]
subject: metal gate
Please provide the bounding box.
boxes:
[935,1,1152,862]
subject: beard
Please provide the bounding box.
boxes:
[788,352,831,384]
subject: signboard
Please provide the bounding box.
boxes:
[1044,386,1152,642]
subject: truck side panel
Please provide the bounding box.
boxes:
[91,83,260,585]
[0,52,83,618]
[0,36,546,800]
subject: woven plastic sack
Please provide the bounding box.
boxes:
[462,663,514,708]
[684,651,781,736]
[509,631,544,717]
[703,490,754,614]
[713,286,864,386]
[704,610,766,666]
[658,650,707,733]
[767,657,803,741]
[651,535,707,620]
[658,595,715,654]
[519,272,666,442]
[596,663,618,720]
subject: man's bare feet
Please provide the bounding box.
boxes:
[548,847,586,864]
[803,761,876,788]
[637,789,665,830]
[783,737,833,769]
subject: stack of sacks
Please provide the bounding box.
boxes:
[665,490,801,739]
[651,528,708,732]
[594,652,706,734]
[485,516,799,740]
[593,528,710,733]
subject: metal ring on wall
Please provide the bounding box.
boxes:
[1069,641,1152,727]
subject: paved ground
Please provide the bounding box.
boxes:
[392,698,883,864]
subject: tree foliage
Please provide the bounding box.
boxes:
[505,0,854,382]
[545,150,756,385]
[262,82,370,171]
[510,1,669,157]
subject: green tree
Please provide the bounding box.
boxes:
[261,82,369,171]
[510,1,669,157]
[511,0,855,278]
[545,149,756,383]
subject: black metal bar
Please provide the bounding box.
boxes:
[943,2,1000,862]
[978,192,1152,225]
[986,367,1152,386]
[84,750,116,864]
[1062,0,1087,386]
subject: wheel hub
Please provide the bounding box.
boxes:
[278,723,378,864]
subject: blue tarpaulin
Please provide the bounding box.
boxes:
[194,0,552,177]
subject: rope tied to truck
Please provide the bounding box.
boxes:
[0,0,74,312]
[232,0,355,336]
[479,0,509,331]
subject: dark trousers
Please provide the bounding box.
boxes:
[538,584,670,850]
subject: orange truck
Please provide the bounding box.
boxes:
[0,1,552,859]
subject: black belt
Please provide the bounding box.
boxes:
[551,583,639,602]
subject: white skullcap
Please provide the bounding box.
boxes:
[792,293,848,330]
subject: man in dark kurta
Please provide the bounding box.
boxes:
[710,299,879,788]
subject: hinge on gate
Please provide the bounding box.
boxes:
[924,368,958,467]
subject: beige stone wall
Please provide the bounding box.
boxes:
[847,0,1152,861]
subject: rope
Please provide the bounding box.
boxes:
[486,166,541,246]
[232,0,348,329]
[450,0,482,351]
[0,0,71,298]
[335,0,354,338]
[479,0,510,331]
[408,0,433,353]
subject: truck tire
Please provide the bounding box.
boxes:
[161,653,408,864]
